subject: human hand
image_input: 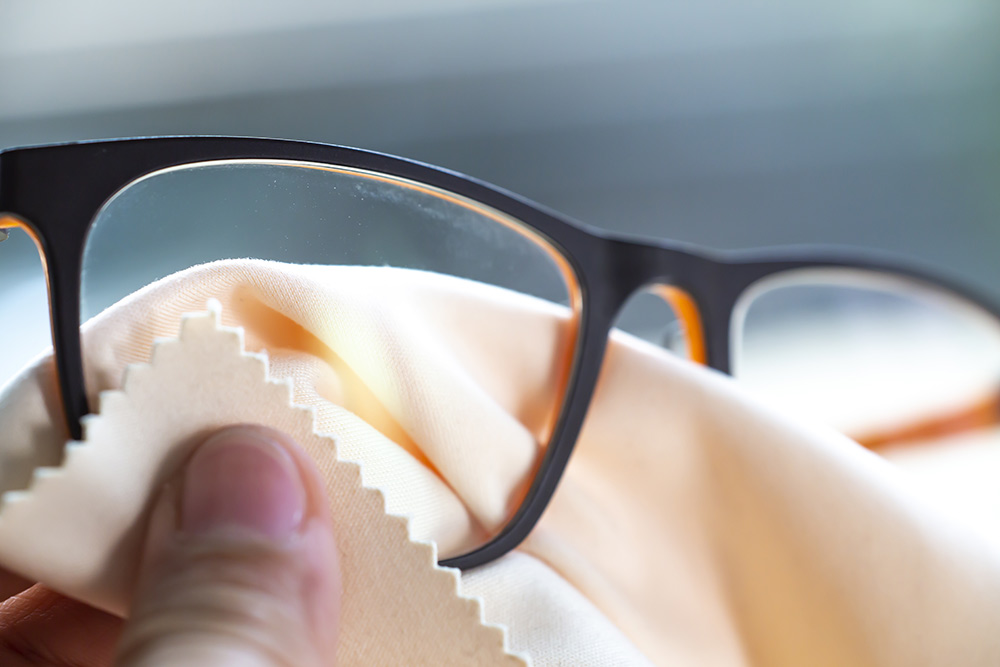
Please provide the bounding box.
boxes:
[0,425,342,666]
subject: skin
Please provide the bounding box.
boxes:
[0,425,342,666]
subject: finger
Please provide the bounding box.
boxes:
[115,425,341,667]
[0,584,122,666]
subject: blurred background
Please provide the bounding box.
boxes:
[3,0,999,287]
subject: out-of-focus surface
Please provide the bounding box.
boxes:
[1,0,999,379]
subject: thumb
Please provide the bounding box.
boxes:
[116,425,341,667]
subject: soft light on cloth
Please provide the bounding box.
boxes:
[0,259,999,665]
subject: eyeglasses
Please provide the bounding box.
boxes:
[2,136,1000,569]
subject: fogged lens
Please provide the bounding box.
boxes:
[732,268,1000,450]
[0,224,50,391]
[81,160,580,559]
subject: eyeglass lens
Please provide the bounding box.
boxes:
[78,160,581,560]
[732,269,1000,450]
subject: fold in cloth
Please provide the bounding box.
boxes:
[0,259,999,666]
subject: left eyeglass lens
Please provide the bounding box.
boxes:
[0,224,51,392]
[80,160,580,560]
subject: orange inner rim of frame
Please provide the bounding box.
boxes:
[652,284,708,365]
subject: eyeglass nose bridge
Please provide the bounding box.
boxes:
[601,235,736,372]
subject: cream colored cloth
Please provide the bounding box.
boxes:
[1,259,999,666]
[0,308,527,665]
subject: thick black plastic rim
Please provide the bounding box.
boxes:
[2,136,998,570]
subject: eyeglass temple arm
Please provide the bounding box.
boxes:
[852,389,1000,450]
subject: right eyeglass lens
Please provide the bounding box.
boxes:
[79,159,582,560]
[732,268,1000,450]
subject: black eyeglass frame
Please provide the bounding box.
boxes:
[1,136,998,570]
